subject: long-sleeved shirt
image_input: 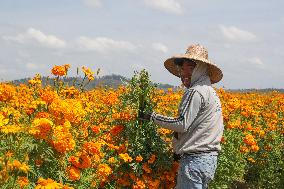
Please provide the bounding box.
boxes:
[151,77,224,155]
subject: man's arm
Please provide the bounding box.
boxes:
[151,89,203,133]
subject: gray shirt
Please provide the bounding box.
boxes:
[151,76,224,155]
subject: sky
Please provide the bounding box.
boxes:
[0,0,283,89]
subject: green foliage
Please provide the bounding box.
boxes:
[121,70,173,175]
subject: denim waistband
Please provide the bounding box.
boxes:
[181,151,218,157]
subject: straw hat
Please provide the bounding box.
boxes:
[164,44,223,84]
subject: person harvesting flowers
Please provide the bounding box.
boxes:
[139,44,224,189]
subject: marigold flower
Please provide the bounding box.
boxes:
[251,144,260,152]
[119,153,133,162]
[91,125,100,134]
[17,176,29,188]
[147,154,156,164]
[247,157,256,163]
[108,157,117,164]
[30,118,53,139]
[51,64,70,76]
[67,166,81,181]
[109,125,124,136]
[243,134,257,146]
[142,163,152,173]
[97,163,112,177]
[240,145,250,153]
[82,66,95,81]
[135,155,143,162]
[0,125,22,134]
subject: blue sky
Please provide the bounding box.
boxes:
[0,0,283,89]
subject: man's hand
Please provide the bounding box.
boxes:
[138,112,152,121]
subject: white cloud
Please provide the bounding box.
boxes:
[144,0,182,14]
[76,36,136,53]
[2,28,66,49]
[248,57,265,69]
[219,25,257,42]
[26,62,38,70]
[83,0,103,8]
[152,42,168,53]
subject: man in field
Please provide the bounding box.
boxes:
[139,44,224,189]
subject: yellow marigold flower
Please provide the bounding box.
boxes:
[0,125,22,134]
[108,157,117,164]
[97,163,112,176]
[28,74,41,85]
[240,145,250,153]
[0,114,9,126]
[119,153,133,162]
[82,66,95,81]
[157,128,172,135]
[19,163,30,174]
[247,157,256,163]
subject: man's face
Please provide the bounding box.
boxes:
[177,59,196,88]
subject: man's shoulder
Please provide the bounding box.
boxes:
[190,85,212,95]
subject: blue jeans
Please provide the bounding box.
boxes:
[175,153,218,189]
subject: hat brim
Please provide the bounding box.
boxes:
[164,54,223,84]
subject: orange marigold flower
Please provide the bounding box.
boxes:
[251,144,260,152]
[67,166,81,181]
[133,179,146,189]
[52,125,75,153]
[83,141,100,155]
[17,176,29,188]
[243,134,257,146]
[148,154,156,164]
[51,64,70,76]
[40,88,58,104]
[91,125,100,134]
[142,163,152,174]
[109,125,124,136]
[30,118,53,139]
[35,112,50,118]
[135,155,143,162]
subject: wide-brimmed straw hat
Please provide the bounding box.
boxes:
[164,44,223,84]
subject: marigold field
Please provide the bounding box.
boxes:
[0,65,283,189]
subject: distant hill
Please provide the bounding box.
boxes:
[10,74,175,90]
[7,75,284,93]
[227,88,284,93]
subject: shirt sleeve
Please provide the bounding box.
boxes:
[150,89,202,133]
